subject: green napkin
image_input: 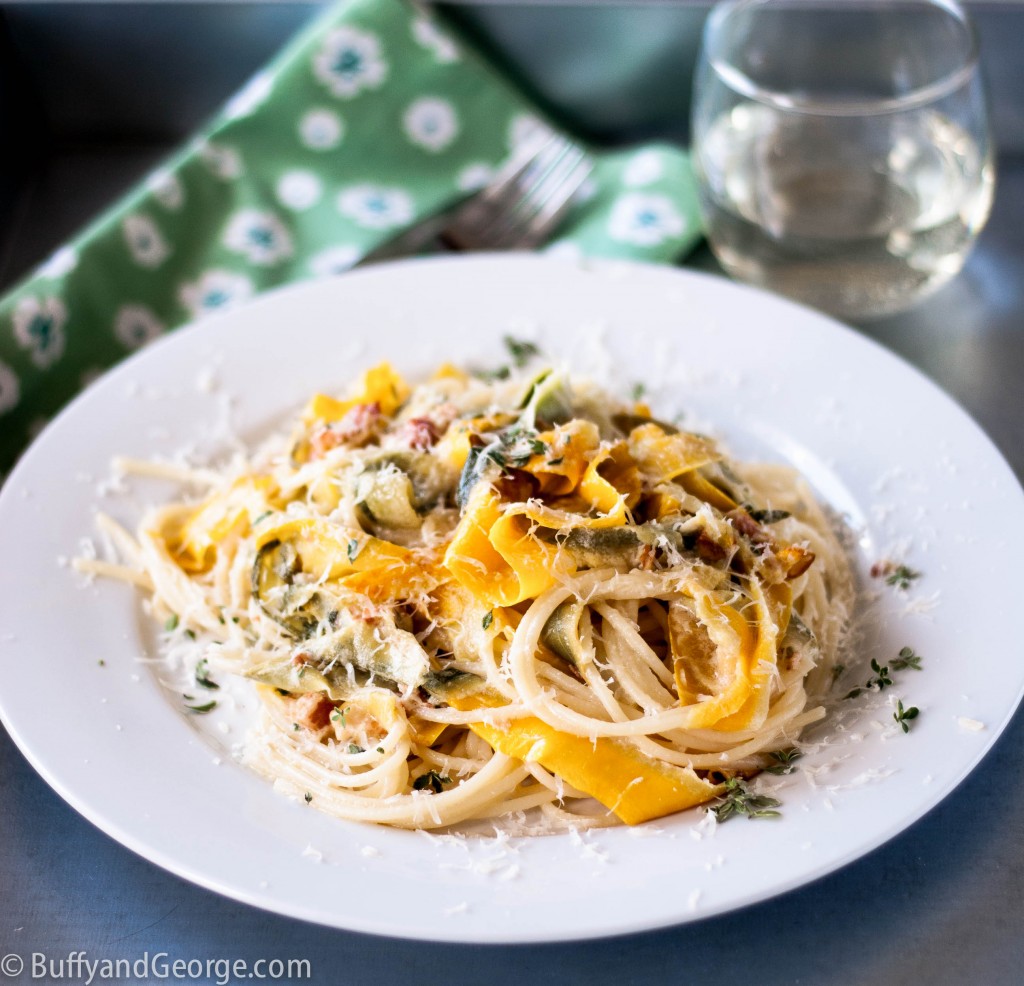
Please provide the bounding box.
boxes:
[0,0,702,477]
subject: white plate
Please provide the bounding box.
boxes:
[1,255,1021,943]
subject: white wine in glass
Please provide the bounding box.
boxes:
[692,0,994,320]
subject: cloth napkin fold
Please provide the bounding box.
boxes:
[0,0,702,476]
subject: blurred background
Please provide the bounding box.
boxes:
[2,0,1022,292]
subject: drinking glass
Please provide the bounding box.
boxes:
[691,0,995,320]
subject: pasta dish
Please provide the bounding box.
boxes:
[81,358,853,831]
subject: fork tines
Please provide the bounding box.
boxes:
[440,129,593,252]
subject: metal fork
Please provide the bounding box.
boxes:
[438,127,593,252]
[360,126,592,262]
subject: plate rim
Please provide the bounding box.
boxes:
[1,253,1022,942]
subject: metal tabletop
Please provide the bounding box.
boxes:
[1,4,1022,984]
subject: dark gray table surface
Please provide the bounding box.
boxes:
[2,5,1023,986]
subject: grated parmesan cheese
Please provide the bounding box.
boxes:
[301,844,324,863]
[956,717,985,732]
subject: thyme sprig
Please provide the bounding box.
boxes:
[845,647,923,699]
[764,748,803,775]
[891,646,923,672]
[845,658,892,699]
[885,565,921,590]
[842,647,924,735]
[709,777,781,822]
[504,335,542,368]
[472,337,542,382]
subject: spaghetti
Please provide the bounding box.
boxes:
[80,360,853,831]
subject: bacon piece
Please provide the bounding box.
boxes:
[400,417,442,451]
[727,508,815,580]
[394,403,459,451]
[337,401,382,441]
[726,508,766,541]
[494,469,540,503]
[309,402,383,458]
[294,692,334,731]
[308,427,342,460]
[695,531,728,563]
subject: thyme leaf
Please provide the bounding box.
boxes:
[195,658,220,690]
[893,700,920,733]
[748,507,791,524]
[185,699,217,715]
[474,365,511,382]
[456,445,485,508]
[504,336,541,368]
[413,770,452,794]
